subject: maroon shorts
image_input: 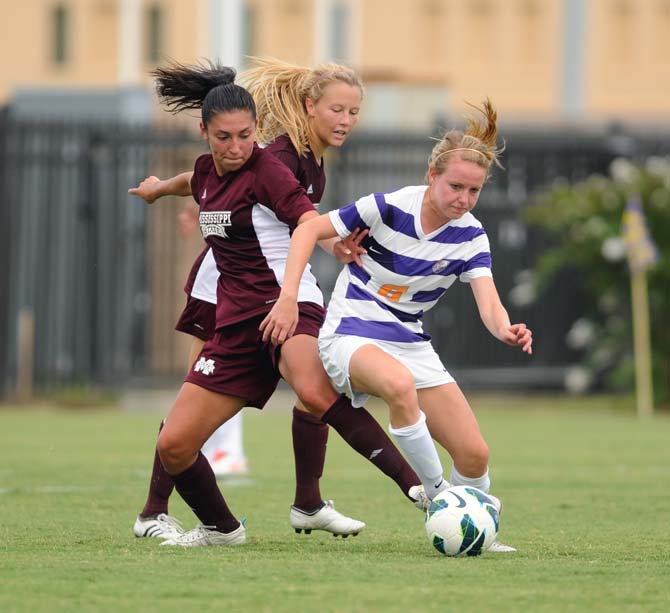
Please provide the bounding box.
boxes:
[175,295,216,342]
[185,302,325,409]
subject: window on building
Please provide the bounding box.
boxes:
[146,4,163,63]
[330,1,349,61]
[241,3,257,65]
[51,4,69,65]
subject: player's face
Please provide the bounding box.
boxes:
[426,159,487,222]
[201,110,257,175]
[306,81,362,151]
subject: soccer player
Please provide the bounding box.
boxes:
[130,58,372,538]
[173,201,249,479]
[129,61,424,547]
[261,99,533,552]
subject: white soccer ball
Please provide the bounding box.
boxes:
[425,486,500,557]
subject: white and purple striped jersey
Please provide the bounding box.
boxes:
[321,185,493,344]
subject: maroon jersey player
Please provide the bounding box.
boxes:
[128,61,423,547]
[130,60,387,541]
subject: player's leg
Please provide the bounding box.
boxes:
[133,418,183,539]
[348,344,447,498]
[280,333,421,503]
[416,384,490,491]
[417,384,515,552]
[291,399,329,511]
[157,382,247,547]
[134,336,206,539]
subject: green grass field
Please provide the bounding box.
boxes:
[1,393,668,612]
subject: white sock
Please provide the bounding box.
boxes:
[450,466,491,493]
[202,412,245,461]
[389,411,447,498]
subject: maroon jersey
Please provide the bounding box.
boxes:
[264,134,326,206]
[190,144,323,328]
[183,136,326,299]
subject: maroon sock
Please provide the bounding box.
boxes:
[170,452,240,533]
[140,420,174,517]
[322,395,420,500]
[292,407,328,510]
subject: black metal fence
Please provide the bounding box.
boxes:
[1,111,667,397]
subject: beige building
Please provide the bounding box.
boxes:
[2,0,670,128]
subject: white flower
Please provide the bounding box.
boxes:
[645,156,670,177]
[508,271,536,307]
[601,236,627,261]
[564,366,593,395]
[609,158,636,183]
[566,318,596,350]
[508,282,536,307]
[514,269,535,284]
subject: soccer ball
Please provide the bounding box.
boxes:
[425,486,499,557]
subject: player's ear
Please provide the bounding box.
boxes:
[305,97,316,119]
[199,121,207,140]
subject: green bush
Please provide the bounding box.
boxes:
[524,157,670,407]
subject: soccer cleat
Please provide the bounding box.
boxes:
[487,540,517,553]
[133,513,184,540]
[290,500,366,537]
[160,521,246,547]
[408,485,430,511]
[487,493,503,514]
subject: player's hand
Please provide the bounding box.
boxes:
[128,176,162,204]
[334,228,368,266]
[499,323,533,355]
[259,297,299,345]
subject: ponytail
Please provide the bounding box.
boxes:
[152,60,256,126]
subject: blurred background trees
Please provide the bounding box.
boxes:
[525,158,670,407]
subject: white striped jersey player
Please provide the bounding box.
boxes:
[318,185,493,406]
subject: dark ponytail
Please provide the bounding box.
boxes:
[152,60,256,127]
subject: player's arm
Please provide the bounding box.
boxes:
[470,276,533,354]
[128,171,194,204]
[260,213,338,344]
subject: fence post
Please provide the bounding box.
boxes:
[16,308,35,402]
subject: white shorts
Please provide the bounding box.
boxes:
[318,333,455,407]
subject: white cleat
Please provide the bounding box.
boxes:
[160,522,246,547]
[408,485,430,511]
[208,453,250,478]
[487,493,503,514]
[487,540,517,553]
[482,493,512,552]
[133,513,184,540]
[290,500,366,537]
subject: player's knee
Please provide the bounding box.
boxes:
[293,380,338,416]
[460,442,489,476]
[381,372,416,406]
[157,431,188,472]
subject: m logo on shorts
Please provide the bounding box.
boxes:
[194,357,215,375]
